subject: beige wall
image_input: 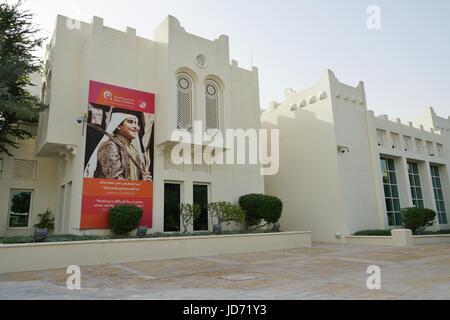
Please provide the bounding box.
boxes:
[0,140,58,237]
[1,15,264,237]
[262,70,347,242]
[0,232,311,273]
[262,69,450,243]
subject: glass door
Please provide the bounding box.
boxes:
[193,184,209,231]
[164,183,181,232]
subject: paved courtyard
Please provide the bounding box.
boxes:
[1,243,449,300]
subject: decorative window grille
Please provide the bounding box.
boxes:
[205,80,220,131]
[390,133,400,149]
[403,136,412,152]
[176,73,193,131]
[437,144,444,158]
[376,129,386,147]
[12,160,37,181]
[415,139,423,153]
[426,141,435,155]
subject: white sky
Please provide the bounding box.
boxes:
[17,0,450,121]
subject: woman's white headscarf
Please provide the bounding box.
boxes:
[84,112,144,178]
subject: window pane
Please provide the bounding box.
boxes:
[382,172,389,184]
[9,191,32,228]
[416,188,423,200]
[394,212,402,226]
[393,199,401,212]
[388,213,395,226]
[417,200,424,209]
[409,175,414,186]
[411,188,416,200]
[384,185,391,197]
[392,186,399,198]
[380,159,387,171]
[389,172,397,185]
[385,199,393,212]
[414,175,421,187]
[388,160,395,171]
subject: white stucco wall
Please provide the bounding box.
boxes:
[0,15,264,237]
[262,69,450,243]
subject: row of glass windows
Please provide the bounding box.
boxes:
[381,158,402,226]
[408,162,424,209]
[380,158,448,226]
[431,166,448,225]
[176,73,220,132]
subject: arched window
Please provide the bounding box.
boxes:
[205,80,220,130]
[176,73,193,131]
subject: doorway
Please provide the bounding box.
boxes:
[194,184,209,231]
[164,183,181,232]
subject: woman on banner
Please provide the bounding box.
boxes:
[84,111,153,182]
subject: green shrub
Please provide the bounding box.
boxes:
[34,209,55,231]
[208,202,246,226]
[401,207,436,234]
[239,194,283,230]
[108,205,143,236]
[353,230,392,236]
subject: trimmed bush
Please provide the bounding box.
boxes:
[401,207,436,234]
[108,205,143,236]
[353,230,392,236]
[239,194,283,230]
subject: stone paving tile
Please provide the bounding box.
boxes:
[1,243,450,299]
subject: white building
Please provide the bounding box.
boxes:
[0,15,264,237]
[262,70,450,243]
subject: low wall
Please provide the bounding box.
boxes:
[413,234,450,245]
[345,230,450,247]
[343,236,393,246]
[0,231,311,274]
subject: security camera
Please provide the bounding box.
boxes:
[337,145,349,154]
[76,116,84,124]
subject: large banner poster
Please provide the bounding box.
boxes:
[81,81,155,229]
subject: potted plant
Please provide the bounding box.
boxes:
[208,202,245,234]
[33,209,55,242]
[179,203,201,233]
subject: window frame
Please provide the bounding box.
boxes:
[176,72,195,132]
[204,79,221,132]
[430,165,448,225]
[7,189,34,230]
[380,158,402,227]
[407,161,424,209]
